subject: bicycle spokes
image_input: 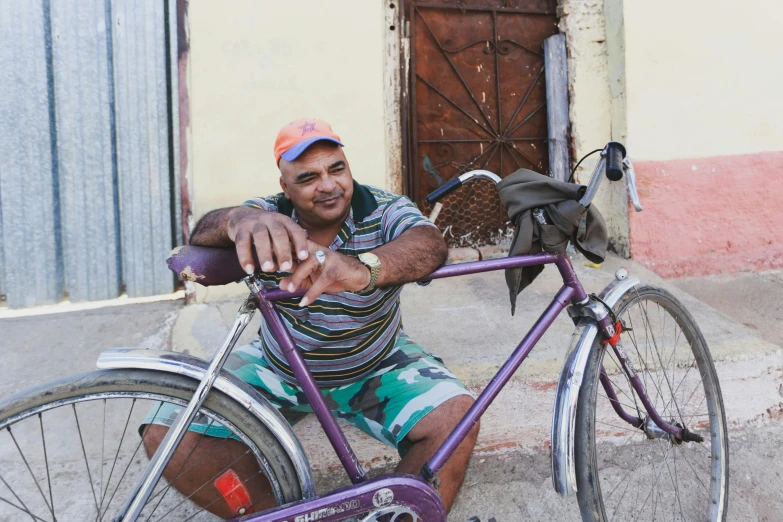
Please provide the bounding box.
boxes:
[600,319,706,444]
[587,288,727,521]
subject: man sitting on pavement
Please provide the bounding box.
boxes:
[143,118,479,518]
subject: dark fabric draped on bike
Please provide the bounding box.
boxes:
[497,169,609,314]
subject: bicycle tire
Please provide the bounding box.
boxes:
[574,285,729,521]
[0,368,304,521]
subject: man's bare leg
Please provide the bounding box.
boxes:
[142,425,276,519]
[140,396,478,518]
[394,395,480,513]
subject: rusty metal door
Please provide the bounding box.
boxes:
[404,0,559,247]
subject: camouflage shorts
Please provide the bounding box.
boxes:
[144,334,472,456]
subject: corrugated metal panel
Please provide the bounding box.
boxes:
[0,0,63,308]
[111,0,174,297]
[50,0,122,302]
[0,0,177,308]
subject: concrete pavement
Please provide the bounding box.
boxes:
[0,300,182,399]
[1,254,781,520]
[676,269,783,349]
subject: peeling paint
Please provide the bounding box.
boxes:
[383,1,404,195]
[559,0,630,257]
[176,0,192,247]
[180,265,204,281]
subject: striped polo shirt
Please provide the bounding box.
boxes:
[243,181,437,387]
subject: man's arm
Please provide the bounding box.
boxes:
[190,208,235,247]
[281,225,447,307]
[372,225,447,287]
[189,206,309,274]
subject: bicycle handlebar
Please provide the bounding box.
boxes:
[425,177,463,205]
[425,170,502,205]
[169,143,643,288]
[424,143,642,213]
[605,142,626,182]
[579,142,642,211]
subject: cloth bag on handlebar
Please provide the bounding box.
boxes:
[497,169,608,315]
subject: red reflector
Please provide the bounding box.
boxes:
[601,321,623,347]
[214,469,254,516]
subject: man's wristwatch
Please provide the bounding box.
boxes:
[357,252,381,293]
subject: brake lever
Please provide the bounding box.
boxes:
[623,158,643,212]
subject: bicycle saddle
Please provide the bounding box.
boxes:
[167,245,253,286]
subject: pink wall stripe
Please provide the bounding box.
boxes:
[629,151,783,278]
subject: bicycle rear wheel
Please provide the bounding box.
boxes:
[0,368,304,521]
[575,285,729,521]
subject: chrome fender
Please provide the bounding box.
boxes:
[97,348,316,499]
[551,275,641,496]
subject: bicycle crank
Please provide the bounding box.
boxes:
[358,504,421,521]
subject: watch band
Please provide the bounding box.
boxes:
[359,263,379,293]
[358,253,381,293]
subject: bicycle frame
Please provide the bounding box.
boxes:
[236,253,672,522]
[252,252,588,492]
[118,251,684,522]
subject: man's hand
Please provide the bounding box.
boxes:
[225,207,310,274]
[280,241,371,307]
[280,225,447,307]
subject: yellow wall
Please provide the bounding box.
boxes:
[620,0,783,160]
[188,1,386,220]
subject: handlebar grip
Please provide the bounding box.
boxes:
[605,142,626,181]
[426,177,463,205]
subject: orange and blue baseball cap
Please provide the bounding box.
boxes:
[274,118,344,164]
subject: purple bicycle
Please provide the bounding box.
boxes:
[0,143,728,521]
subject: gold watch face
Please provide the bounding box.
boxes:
[358,252,381,267]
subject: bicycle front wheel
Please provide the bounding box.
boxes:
[0,369,304,521]
[575,285,729,521]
